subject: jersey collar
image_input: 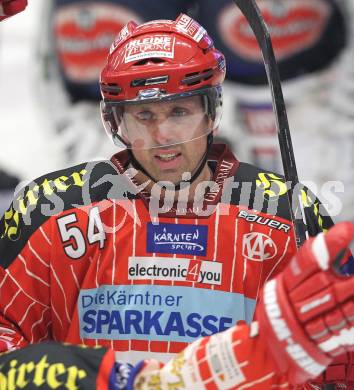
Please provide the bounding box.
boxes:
[110,143,239,218]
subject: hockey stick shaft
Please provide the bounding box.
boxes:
[232,2,336,388]
[232,0,308,249]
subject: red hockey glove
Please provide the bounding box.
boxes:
[257,221,354,385]
[0,0,27,21]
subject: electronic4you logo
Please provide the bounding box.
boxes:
[147,223,208,256]
[242,232,277,261]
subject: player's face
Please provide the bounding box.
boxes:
[127,96,210,184]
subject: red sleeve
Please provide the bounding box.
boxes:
[0,0,27,21]
[132,322,293,389]
[224,322,291,388]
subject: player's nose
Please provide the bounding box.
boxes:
[151,123,175,146]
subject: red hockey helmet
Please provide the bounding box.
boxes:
[100,14,226,149]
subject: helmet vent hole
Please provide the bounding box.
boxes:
[133,58,166,66]
[182,69,214,86]
[202,69,213,82]
[100,83,122,96]
[185,72,199,78]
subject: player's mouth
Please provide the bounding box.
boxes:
[154,150,182,169]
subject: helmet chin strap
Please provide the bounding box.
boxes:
[128,133,214,191]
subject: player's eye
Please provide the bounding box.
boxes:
[171,107,188,117]
[135,111,154,121]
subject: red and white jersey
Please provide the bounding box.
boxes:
[0,144,333,369]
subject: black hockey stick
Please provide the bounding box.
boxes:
[232,0,308,249]
[232,2,335,389]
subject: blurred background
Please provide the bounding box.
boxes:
[1,0,354,223]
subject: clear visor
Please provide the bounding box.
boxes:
[101,88,222,150]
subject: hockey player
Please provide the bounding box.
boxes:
[0,14,353,389]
